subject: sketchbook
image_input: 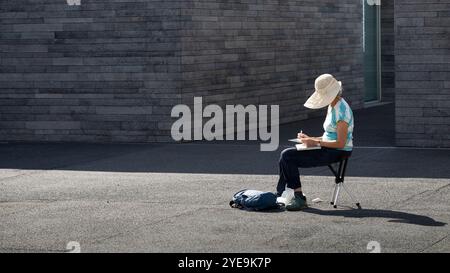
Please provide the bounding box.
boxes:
[288,138,303,144]
[295,143,321,151]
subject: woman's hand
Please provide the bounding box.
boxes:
[298,132,309,139]
[302,138,319,148]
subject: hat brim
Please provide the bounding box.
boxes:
[304,81,341,109]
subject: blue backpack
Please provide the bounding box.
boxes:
[229,189,282,211]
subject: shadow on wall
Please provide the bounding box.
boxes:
[0,105,449,179]
[0,141,449,179]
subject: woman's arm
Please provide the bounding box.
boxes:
[302,121,348,149]
[297,132,322,141]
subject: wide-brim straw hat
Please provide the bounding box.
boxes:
[304,74,342,109]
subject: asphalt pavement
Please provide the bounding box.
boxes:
[1,103,449,253]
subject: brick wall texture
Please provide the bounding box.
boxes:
[381,0,395,102]
[395,0,450,147]
[0,0,364,143]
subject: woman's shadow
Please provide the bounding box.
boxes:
[301,207,446,227]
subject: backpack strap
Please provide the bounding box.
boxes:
[229,200,244,209]
[230,189,248,209]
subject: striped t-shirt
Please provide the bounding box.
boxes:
[322,98,354,151]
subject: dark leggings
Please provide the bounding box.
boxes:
[276,147,352,195]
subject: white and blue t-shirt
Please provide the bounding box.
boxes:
[322,98,354,151]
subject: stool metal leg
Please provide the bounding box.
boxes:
[341,183,362,209]
[333,183,341,209]
[330,183,339,205]
[329,157,361,209]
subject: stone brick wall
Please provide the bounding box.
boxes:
[395,0,450,147]
[0,0,364,143]
[381,0,395,102]
[0,0,182,142]
[179,0,364,124]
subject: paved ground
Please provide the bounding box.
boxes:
[0,103,449,253]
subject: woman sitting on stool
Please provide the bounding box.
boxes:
[278,74,354,211]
